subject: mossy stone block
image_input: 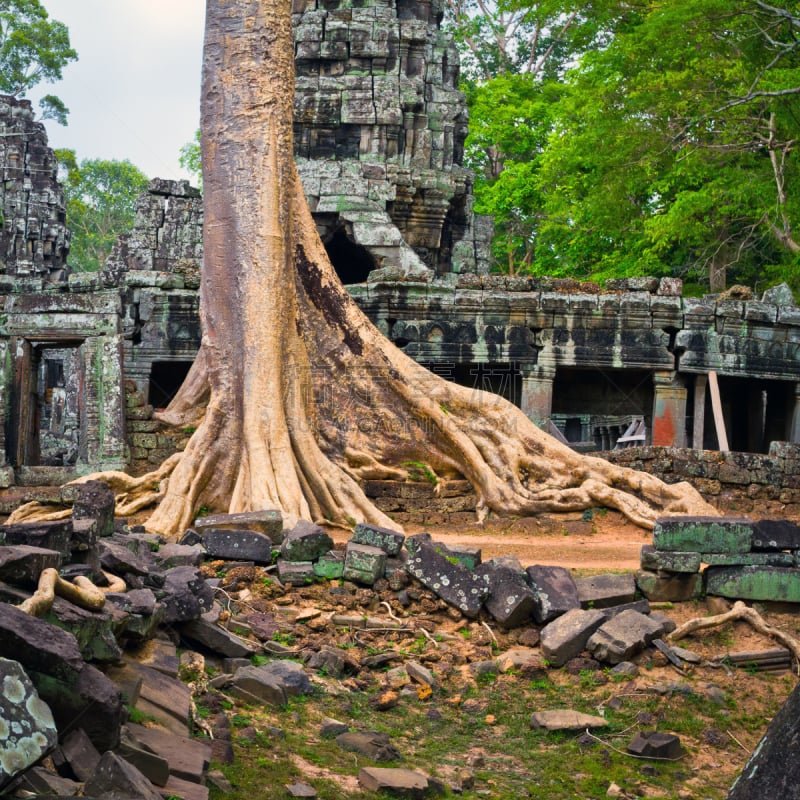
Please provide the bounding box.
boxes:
[314,551,344,579]
[703,552,795,567]
[706,565,800,602]
[640,545,701,573]
[343,543,386,586]
[653,516,752,554]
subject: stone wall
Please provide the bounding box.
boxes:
[0,96,69,281]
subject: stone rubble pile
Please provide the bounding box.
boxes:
[0,486,796,797]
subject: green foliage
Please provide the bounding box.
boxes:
[56,151,149,272]
[179,128,202,186]
[403,460,438,486]
[0,0,76,123]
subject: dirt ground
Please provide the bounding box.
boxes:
[331,509,654,573]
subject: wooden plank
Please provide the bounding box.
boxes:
[707,371,729,452]
[693,374,707,450]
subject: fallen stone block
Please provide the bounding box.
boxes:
[122,660,193,733]
[337,730,401,762]
[181,610,259,658]
[0,520,71,558]
[44,596,122,662]
[586,609,664,664]
[530,709,608,731]
[438,543,481,570]
[159,566,214,623]
[0,657,58,792]
[495,647,542,674]
[84,751,163,800]
[126,722,212,784]
[116,727,170,787]
[352,522,405,556]
[277,559,315,585]
[314,550,345,578]
[574,573,637,609]
[476,562,536,627]
[59,727,101,782]
[281,520,334,562]
[706,565,800,602]
[640,545,702,573]
[728,676,800,798]
[343,542,387,585]
[72,480,116,538]
[359,767,433,797]
[703,552,794,567]
[154,542,206,568]
[751,519,800,551]
[627,731,685,760]
[526,565,580,623]
[540,608,606,667]
[193,510,284,543]
[231,660,313,707]
[201,528,274,564]
[14,766,82,797]
[406,660,437,689]
[0,604,122,751]
[307,645,358,678]
[100,538,154,576]
[162,773,211,800]
[405,541,489,618]
[653,516,752,554]
[0,544,62,585]
[636,570,704,602]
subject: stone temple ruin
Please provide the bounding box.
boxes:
[0,0,798,510]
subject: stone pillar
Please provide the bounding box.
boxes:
[791,382,800,444]
[520,366,556,429]
[692,374,707,450]
[652,371,688,448]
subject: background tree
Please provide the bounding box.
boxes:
[535,0,800,292]
[0,0,76,124]
[56,150,149,272]
[179,128,202,186]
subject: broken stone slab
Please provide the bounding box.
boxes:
[0,519,72,558]
[126,722,212,784]
[230,660,313,707]
[125,637,180,678]
[83,750,163,800]
[406,660,437,689]
[181,611,259,659]
[158,566,215,623]
[44,596,122,662]
[751,519,800,551]
[526,565,580,624]
[72,479,116,538]
[706,565,800,602]
[59,727,101,782]
[200,528,274,564]
[574,573,637,609]
[277,559,315,585]
[116,727,170,787]
[653,516,752,554]
[636,570,704,602]
[0,604,122,751]
[586,609,664,664]
[336,730,402,762]
[162,773,211,800]
[99,538,154,576]
[14,765,82,797]
[286,781,318,798]
[154,542,206,568]
[314,550,345,579]
[404,541,490,618]
[476,562,537,628]
[343,542,387,585]
[0,657,58,792]
[640,545,702,573]
[358,767,433,797]
[530,709,608,732]
[627,731,685,760]
[0,544,62,585]
[727,676,800,798]
[193,510,284,543]
[281,520,334,562]
[352,522,405,556]
[540,608,607,667]
[121,660,193,732]
[495,647,541,674]
[439,543,481,570]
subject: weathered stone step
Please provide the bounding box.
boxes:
[706,565,800,602]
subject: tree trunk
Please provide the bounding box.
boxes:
[13,0,716,537]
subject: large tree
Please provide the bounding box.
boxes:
[12,0,714,535]
[0,0,76,124]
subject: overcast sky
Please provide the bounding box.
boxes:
[29,0,205,183]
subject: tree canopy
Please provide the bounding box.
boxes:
[454,0,800,293]
[56,151,149,272]
[0,0,76,124]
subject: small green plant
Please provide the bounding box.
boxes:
[126,705,157,725]
[196,505,211,518]
[272,631,296,646]
[403,460,438,486]
[182,425,197,434]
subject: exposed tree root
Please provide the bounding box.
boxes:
[669,599,800,667]
[18,568,108,616]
